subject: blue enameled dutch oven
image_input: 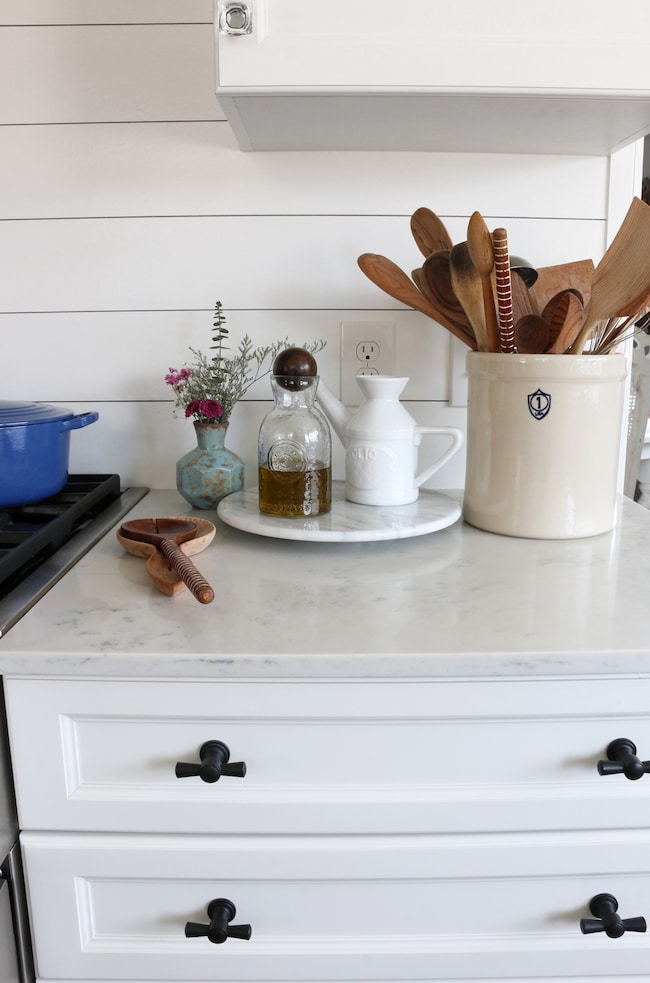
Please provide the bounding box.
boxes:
[0,401,99,507]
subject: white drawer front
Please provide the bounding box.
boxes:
[23,830,650,981]
[8,676,650,834]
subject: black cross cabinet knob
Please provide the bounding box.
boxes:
[597,738,650,781]
[175,740,247,783]
[580,893,647,939]
[185,898,252,944]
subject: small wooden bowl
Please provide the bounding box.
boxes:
[116,515,216,597]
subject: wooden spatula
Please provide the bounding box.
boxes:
[569,197,650,353]
[532,259,594,312]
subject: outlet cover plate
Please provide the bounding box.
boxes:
[340,321,396,405]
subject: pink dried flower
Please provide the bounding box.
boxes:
[184,400,201,418]
[198,399,224,420]
[165,367,192,387]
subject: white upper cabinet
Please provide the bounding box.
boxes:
[214,0,650,153]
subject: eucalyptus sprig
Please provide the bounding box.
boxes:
[165,301,326,424]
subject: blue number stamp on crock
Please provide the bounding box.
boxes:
[528,388,551,420]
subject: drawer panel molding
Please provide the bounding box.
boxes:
[22,830,650,981]
[9,677,650,833]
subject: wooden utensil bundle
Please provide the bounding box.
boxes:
[357,198,650,355]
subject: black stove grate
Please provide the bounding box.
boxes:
[0,474,122,597]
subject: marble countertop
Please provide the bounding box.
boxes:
[1,488,649,679]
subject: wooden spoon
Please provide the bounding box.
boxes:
[449,242,489,351]
[514,314,550,354]
[569,198,650,352]
[357,253,477,349]
[542,290,585,354]
[410,207,453,258]
[420,250,473,335]
[467,211,499,352]
[119,517,215,604]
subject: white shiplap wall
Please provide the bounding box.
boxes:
[1,0,643,492]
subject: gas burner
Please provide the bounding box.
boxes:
[0,475,148,636]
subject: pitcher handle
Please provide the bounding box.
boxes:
[413,427,464,488]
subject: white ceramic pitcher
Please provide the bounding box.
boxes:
[317,376,463,506]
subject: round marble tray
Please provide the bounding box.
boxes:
[217,482,461,543]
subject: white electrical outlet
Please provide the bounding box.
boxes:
[340,322,396,405]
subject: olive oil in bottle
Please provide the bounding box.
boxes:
[258,463,331,517]
[258,348,332,517]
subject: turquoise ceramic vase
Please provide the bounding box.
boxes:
[176,421,244,509]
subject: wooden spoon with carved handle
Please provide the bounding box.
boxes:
[120,518,215,604]
[492,227,515,353]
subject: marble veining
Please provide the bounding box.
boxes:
[0,489,649,679]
